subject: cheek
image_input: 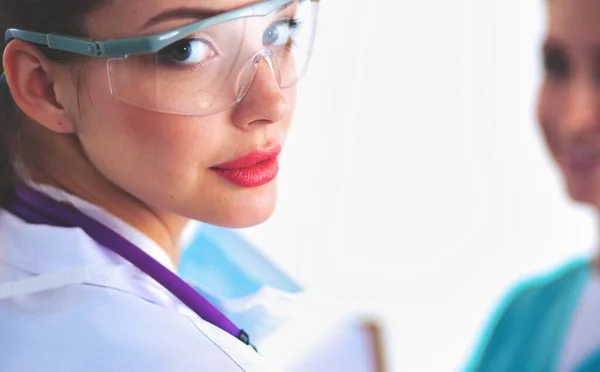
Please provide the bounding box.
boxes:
[537,83,563,158]
[282,86,297,129]
[81,104,224,183]
[74,72,223,192]
[286,86,297,112]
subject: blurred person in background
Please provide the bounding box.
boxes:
[466,0,600,371]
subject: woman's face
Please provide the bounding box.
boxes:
[538,0,600,207]
[64,0,297,227]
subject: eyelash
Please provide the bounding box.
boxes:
[287,18,303,29]
[267,18,304,48]
[154,17,305,69]
[285,18,304,40]
[156,37,216,69]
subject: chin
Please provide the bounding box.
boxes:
[196,185,278,228]
[218,205,276,228]
[565,180,598,207]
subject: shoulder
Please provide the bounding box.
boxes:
[499,257,590,315]
[0,284,253,372]
[465,257,591,371]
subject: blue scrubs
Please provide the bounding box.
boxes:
[465,257,600,372]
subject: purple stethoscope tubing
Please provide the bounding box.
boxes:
[6,184,253,348]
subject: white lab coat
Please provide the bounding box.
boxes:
[0,184,279,372]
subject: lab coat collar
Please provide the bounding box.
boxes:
[0,182,177,275]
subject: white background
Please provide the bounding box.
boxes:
[242,1,598,371]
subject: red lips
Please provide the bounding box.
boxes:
[210,145,281,188]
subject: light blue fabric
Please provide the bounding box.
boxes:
[465,257,600,372]
[179,224,302,346]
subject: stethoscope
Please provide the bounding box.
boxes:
[6,184,256,350]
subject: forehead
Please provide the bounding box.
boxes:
[86,0,262,39]
[547,0,600,45]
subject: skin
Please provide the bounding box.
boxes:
[538,0,600,268]
[2,0,296,265]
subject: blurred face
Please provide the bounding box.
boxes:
[538,0,600,207]
[62,0,299,227]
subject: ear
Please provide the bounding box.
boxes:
[2,40,77,134]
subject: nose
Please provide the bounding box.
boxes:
[564,83,600,134]
[230,54,289,130]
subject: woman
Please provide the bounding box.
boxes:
[0,0,318,370]
[466,0,600,371]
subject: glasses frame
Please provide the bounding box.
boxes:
[0,0,320,114]
[3,0,318,59]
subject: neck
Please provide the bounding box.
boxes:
[24,128,188,266]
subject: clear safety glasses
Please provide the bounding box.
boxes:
[4,0,319,116]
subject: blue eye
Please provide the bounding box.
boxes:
[159,38,215,65]
[263,19,302,47]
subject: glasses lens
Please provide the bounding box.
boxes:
[269,0,319,89]
[107,0,319,116]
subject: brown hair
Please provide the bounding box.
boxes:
[0,0,108,207]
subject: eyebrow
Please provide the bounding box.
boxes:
[142,7,223,30]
